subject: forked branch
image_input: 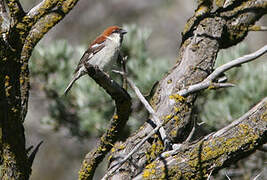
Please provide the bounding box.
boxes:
[79,64,131,180]
[177,45,267,97]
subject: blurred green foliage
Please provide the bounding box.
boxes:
[197,43,267,130]
[30,24,171,138]
[30,25,267,139]
[29,26,266,180]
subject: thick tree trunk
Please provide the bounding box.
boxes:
[0,0,79,179]
[103,1,267,179]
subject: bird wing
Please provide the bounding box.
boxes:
[74,37,106,73]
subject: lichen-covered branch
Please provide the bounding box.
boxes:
[20,0,79,120]
[26,0,59,22]
[105,0,267,179]
[133,97,267,180]
[5,0,24,22]
[79,65,132,180]
[0,0,81,179]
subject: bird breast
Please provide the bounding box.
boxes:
[89,33,121,71]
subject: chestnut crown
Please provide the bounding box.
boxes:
[102,26,127,36]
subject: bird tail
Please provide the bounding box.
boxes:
[63,76,78,95]
[64,66,86,96]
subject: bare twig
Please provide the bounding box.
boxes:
[28,141,44,168]
[225,171,231,180]
[102,121,164,180]
[103,72,171,179]
[213,97,267,138]
[249,25,267,31]
[207,168,213,180]
[178,45,267,97]
[252,172,262,180]
[184,119,196,143]
[128,78,170,146]
[113,70,168,144]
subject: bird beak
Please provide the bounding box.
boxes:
[120,29,127,34]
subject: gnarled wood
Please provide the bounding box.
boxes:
[105,1,267,179]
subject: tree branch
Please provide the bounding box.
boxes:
[101,76,169,179]
[1,0,80,179]
[20,0,80,121]
[79,64,131,180]
[26,0,59,21]
[102,118,164,180]
[105,1,267,179]
[126,78,168,145]
[133,97,267,179]
[177,45,267,97]
[5,0,24,21]
[249,25,267,31]
[0,0,13,49]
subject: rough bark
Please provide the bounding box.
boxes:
[79,65,132,180]
[134,97,267,179]
[0,0,79,179]
[105,1,267,179]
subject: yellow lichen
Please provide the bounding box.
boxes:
[113,114,118,119]
[118,144,125,150]
[169,94,186,102]
[170,130,177,137]
[108,155,113,161]
[11,107,18,113]
[16,23,26,30]
[195,5,210,17]
[143,162,157,178]
[173,116,179,121]
[4,75,11,97]
[143,169,151,178]
[174,106,180,112]
[5,75,10,86]
[165,114,172,120]
[19,77,24,85]
[208,84,215,90]
[261,110,267,122]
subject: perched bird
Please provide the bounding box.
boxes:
[64,26,127,95]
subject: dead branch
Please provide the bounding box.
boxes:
[20,0,80,120]
[104,1,267,179]
[26,0,59,21]
[249,25,267,31]
[101,76,168,179]
[133,97,267,179]
[1,0,81,179]
[78,64,131,180]
[177,45,267,97]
